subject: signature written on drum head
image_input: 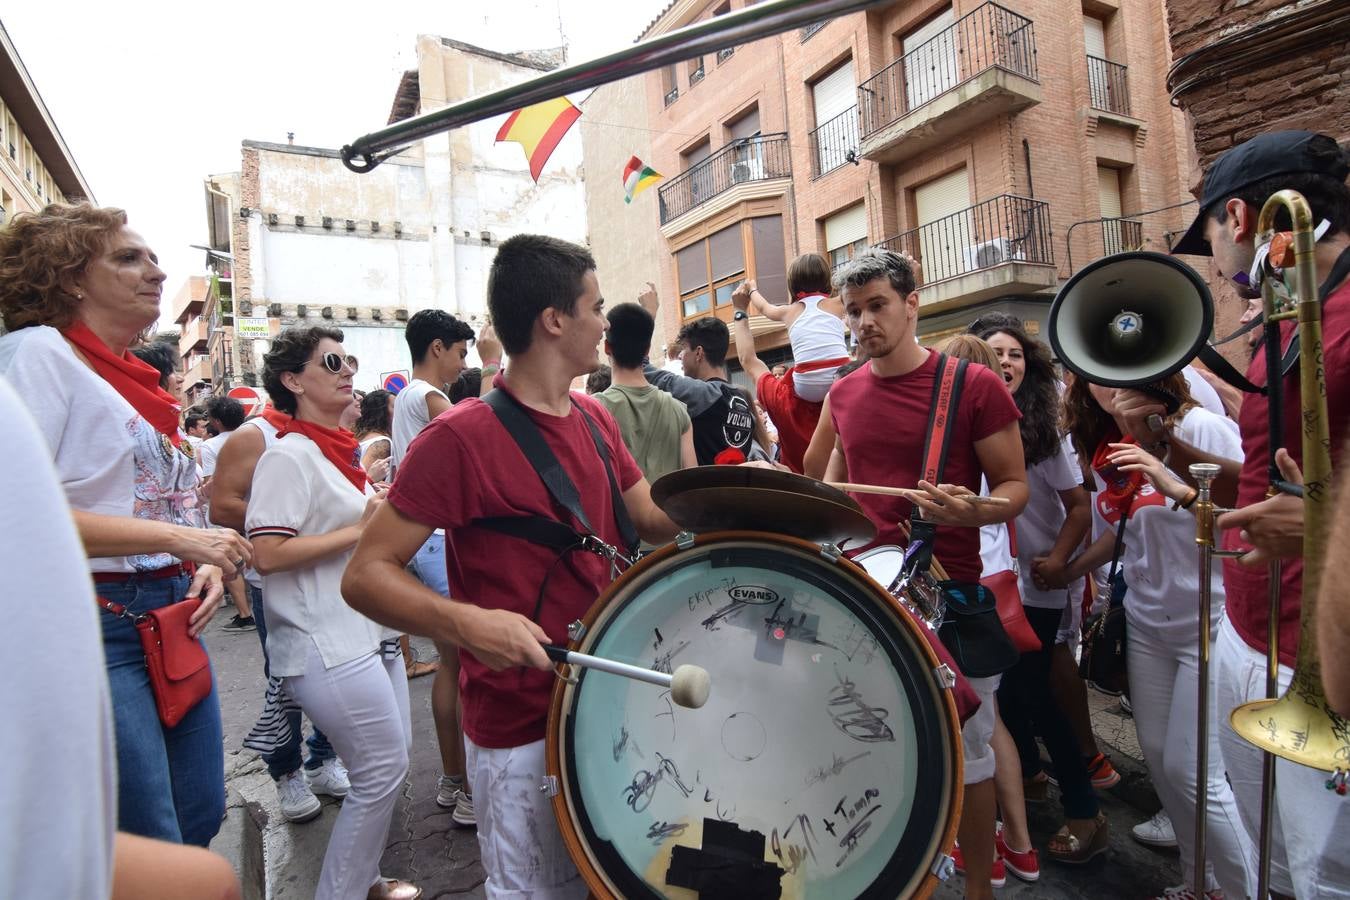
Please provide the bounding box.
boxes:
[623,752,693,813]
[827,667,895,742]
[830,788,883,867]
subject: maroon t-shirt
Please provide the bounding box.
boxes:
[829,351,1021,582]
[1223,277,1350,668]
[388,386,643,749]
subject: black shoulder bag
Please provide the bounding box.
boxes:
[907,353,1019,679]
[475,389,639,622]
[1079,509,1130,695]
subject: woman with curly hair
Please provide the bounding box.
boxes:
[0,202,252,846]
[247,326,418,899]
[1046,372,1252,898]
[969,320,1100,869]
[354,388,395,482]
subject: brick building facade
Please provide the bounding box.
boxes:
[586,0,1206,370]
[1165,0,1349,346]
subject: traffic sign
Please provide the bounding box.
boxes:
[381,371,410,394]
[228,385,262,416]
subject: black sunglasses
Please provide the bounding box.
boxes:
[305,352,358,375]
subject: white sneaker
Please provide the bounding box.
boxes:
[276,770,322,823]
[1132,809,1178,847]
[436,776,476,826]
[1150,886,1225,900]
[304,758,350,799]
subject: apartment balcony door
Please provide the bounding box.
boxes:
[914,167,973,283]
[903,7,959,113]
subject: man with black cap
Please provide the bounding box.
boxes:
[1116,130,1350,900]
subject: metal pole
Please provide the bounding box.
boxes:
[1191,463,1221,899]
[339,0,891,172]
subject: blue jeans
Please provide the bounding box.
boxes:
[249,584,335,778]
[409,531,450,596]
[98,572,225,846]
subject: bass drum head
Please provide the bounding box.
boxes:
[548,533,961,900]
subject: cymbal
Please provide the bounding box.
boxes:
[650,466,878,545]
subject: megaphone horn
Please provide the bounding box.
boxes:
[1048,251,1214,388]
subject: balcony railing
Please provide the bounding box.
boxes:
[1102,217,1143,255]
[664,86,679,107]
[876,194,1053,285]
[658,133,791,225]
[810,106,859,178]
[689,63,706,87]
[717,47,735,63]
[1086,55,1130,116]
[859,2,1037,138]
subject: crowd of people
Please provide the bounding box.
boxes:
[1,127,1349,900]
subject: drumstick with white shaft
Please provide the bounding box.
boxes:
[542,645,711,709]
[827,482,1010,504]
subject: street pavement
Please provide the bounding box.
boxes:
[205,612,1182,899]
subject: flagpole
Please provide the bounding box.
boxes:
[340,0,890,173]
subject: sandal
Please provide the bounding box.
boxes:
[1045,813,1109,865]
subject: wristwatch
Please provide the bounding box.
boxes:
[733,310,749,321]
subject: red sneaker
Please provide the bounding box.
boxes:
[951,842,1007,888]
[995,822,1041,882]
[1087,752,1121,789]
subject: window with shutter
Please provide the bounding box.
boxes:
[913,167,973,282]
[903,8,958,112]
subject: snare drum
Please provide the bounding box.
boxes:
[546,532,962,899]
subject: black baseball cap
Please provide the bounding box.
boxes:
[1171,130,1350,257]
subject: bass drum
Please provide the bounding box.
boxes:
[546,532,962,899]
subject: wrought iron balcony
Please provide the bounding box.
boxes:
[717,47,734,63]
[664,86,679,107]
[1087,55,1130,116]
[689,64,706,87]
[658,133,792,225]
[859,2,1037,139]
[1102,216,1143,255]
[876,194,1053,286]
[800,22,825,42]
[809,106,860,179]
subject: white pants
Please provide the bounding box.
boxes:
[1127,616,1254,897]
[286,644,411,900]
[465,736,586,900]
[962,675,1000,784]
[1215,615,1350,898]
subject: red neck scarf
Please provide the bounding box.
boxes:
[278,417,368,494]
[260,406,292,432]
[62,320,182,446]
[1091,428,1142,516]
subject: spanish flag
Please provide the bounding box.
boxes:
[495,97,581,183]
[623,156,662,204]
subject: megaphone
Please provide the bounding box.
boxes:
[1048,251,1213,387]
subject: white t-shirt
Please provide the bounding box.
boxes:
[198,431,230,477]
[391,378,448,469]
[0,376,116,900]
[0,326,203,573]
[246,433,386,676]
[1091,406,1242,645]
[239,417,281,590]
[358,434,391,465]
[1017,437,1087,610]
[978,477,1017,581]
[1183,365,1228,419]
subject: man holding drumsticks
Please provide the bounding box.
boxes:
[807,248,1042,899]
[343,234,678,899]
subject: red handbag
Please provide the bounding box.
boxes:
[98,596,213,727]
[980,522,1041,654]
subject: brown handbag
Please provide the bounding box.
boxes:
[98,596,212,727]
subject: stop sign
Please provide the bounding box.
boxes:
[227,385,262,416]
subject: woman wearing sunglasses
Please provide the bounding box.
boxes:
[1045,372,1253,899]
[247,326,419,900]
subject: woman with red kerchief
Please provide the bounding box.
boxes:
[0,203,252,846]
[247,326,417,900]
[1048,372,1252,898]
